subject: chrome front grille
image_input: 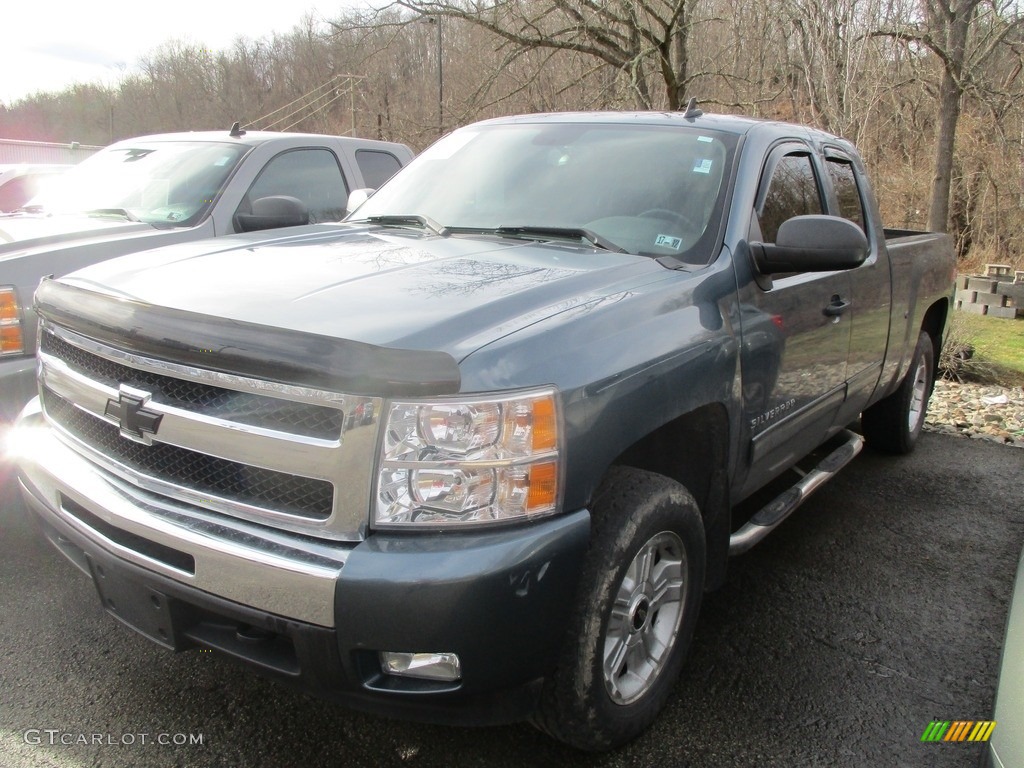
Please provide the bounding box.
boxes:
[37,323,380,541]
[43,390,334,519]
[40,331,344,440]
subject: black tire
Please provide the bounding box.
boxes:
[861,330,935,454]
[532,466,705,751]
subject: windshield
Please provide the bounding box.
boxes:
[27,141,249,227]
[352,122,737,262]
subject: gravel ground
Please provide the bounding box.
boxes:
[925,378,1024,448]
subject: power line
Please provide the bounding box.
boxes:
[252,73,363,133]
[257,76,340,130]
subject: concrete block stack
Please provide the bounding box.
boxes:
[954,264,1024,319]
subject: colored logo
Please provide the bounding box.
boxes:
[920,720,996,742]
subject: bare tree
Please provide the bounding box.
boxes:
[785,0,889,139]
[875,0,1024,233]
[389,0,699,109]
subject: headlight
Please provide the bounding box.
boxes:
[375,388,561,527]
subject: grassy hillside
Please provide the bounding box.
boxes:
[942,312,1024,386]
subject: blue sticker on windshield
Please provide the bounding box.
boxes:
[655,234,683,250]
[693,159,712,174]
[698,136,714,143]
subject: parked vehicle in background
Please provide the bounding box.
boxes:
[984,545,1024,767]
[0,164,70,212]
[13,109,955,751]
[0,126,413,426]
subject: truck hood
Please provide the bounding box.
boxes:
[0,213,150,257]
[56,224,666,361]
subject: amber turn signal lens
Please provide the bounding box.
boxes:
[531,395,558,452]
[0,324,24,355]
[0,288,19,322]
[527,460,558,512]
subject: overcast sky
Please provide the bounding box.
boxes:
[0,1,372,106]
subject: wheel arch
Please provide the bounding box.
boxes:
[920,297,949,385]
[605,402,732,591]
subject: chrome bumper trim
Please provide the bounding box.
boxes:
[16,400,346,627]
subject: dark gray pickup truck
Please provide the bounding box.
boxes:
[11,110,955,751]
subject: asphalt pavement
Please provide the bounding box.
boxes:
[1,431,1021,768]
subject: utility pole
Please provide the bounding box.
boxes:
[422,16,443,136]
[350,77,356,137]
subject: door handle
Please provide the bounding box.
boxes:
[823,296,851,317]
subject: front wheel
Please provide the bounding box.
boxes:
[532,466,705,751]
[861,330,935,454]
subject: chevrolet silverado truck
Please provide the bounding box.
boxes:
[0,126,413,427]
[12,109,955,751]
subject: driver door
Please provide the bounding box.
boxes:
[738,143,852,494]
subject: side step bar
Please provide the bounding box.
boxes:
[728,429,864,556]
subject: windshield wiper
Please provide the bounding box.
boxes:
[85,207,141,222]
[493,225,626,253]
[362,214,449,237]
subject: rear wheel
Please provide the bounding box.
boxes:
[533,466,705,751]
[862,330,935,454]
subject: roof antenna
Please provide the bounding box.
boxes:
[682,98,703,119]
[229,121,247,138]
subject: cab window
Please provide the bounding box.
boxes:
[239,149,350,225]
[355,150,402,189]
[826,158,866,231]
[757,153,824,243]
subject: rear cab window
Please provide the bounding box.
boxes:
[355,150,403,189]
[824,154,867,232]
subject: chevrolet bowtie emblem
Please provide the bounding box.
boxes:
[104,385,163,445]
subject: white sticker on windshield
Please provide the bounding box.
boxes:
[693,158,713,174]
[698,136,714,143]
[655,234,683,250]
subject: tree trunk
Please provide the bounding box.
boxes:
[925,0,977,235]
[667,15,689,109]
[927,70,961,234]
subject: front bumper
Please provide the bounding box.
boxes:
[0,354,37,424]
[0,355,38,490]
[15,398,591,724]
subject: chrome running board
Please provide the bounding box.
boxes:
[729,429,864,556]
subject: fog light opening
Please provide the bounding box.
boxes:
[380,651,462,682]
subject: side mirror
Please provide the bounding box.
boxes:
[345,188,375,217]
[235,195,309,233]
[753,215,868,274]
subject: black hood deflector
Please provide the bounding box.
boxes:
[35,278,461,397]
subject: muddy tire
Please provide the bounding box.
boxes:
[532,466,705,751]
[862,330,935,455]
